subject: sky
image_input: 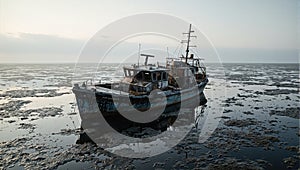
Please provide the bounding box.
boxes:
[0,0,298,63]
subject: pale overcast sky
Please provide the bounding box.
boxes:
[0,0,298,63]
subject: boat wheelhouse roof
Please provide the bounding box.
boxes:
[123,65,169,72]
[166,57,204,61]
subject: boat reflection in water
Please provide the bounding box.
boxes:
[76,92,207,144]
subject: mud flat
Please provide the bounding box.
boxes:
[0,63,299,169]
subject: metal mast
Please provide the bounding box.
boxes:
[182,24,196,63]
[137,43,141,67]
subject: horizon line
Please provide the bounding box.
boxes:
[0,61,298,64]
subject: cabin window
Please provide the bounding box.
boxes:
[135,72,143,81]
[129,70,134,77]
[152,72,157,81]
[156,72,161,81]
[162,72,167,80]
[125,69,130,77]
[144,72,151,82]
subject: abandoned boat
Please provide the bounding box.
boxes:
[73,24,208,131]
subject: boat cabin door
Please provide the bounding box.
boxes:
[152,71,168,89]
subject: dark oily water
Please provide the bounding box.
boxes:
[0,63,299,170]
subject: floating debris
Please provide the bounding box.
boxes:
[0,100,31,112]
[283,156,299,169]
[224,118,258,127]
[270,107,300,119]
[206,158,265,170]
[285,146,299,152]
[18,123,36,132]
[243,111,254,115]
[255,89,299,96]
[0,89,70,98]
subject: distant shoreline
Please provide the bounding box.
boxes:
[0,62,298,65]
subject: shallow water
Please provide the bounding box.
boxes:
[0,63,299,169]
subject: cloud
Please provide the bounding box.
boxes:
[0,33,84,63]
[0,33,298,63]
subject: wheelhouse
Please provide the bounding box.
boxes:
[123,67,169,93]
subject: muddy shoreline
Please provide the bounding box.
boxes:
[0,63,299,170]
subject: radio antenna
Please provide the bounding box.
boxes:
[137,43,141,67]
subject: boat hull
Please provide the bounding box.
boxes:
[73,79,208,132]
